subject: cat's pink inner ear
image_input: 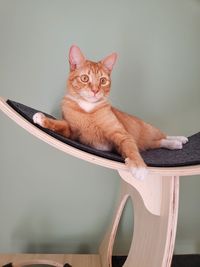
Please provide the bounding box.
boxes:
[69,45,85,70]
[101,53,117,72]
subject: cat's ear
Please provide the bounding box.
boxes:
[69,45,86,71]
[101,53,117,72]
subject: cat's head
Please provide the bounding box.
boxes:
[67,45,117,103]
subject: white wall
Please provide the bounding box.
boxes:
[0,0,200,255]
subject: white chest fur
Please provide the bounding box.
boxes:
[78,99,99,112]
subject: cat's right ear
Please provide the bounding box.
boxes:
[69,45,85,71]
[101,53,117,73]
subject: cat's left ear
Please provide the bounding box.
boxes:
[69,45,86,71]
[101,53,117,72]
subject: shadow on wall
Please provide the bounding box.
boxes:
[11,213,98,254]
[22,242,92,254]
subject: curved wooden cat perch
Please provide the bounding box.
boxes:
[0,97,200,267]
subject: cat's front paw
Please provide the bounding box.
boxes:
[130,167,148,181]
[125,158,148,180]
[33,112,46,127]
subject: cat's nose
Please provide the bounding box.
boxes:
[91,86,99,95]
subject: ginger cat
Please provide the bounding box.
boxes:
[33,45,188,180]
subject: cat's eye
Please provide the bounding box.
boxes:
[80,74,89,83]
[100,77,108,85]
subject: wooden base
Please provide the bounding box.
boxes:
[99,172,179,267]
[0,173,179,267]
[0,174,179,267]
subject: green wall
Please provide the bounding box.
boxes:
[0,0,200,255]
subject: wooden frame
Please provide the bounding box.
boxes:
[0,97,200,267]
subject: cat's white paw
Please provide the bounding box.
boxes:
[130,167,149,180]
[33,112,46,127]
[182,137,189,144]
[167,136,188,144]
[177,136,188,144]
[161,139,183,150]
[125,158,148,180]
[169,140,183,150]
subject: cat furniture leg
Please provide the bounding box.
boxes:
[99,170,179,267]
[99,182,130,267]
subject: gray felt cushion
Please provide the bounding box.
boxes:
[7,100,200,168]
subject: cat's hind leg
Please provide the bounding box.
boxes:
[33,112,71,137]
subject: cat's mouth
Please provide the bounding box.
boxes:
[84,96,101,103]
[80,91,104,103]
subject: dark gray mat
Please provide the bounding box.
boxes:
[7,100,200,168]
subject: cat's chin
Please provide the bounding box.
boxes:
[82,96,104,103]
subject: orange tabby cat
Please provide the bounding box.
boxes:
[33,45,188,180]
